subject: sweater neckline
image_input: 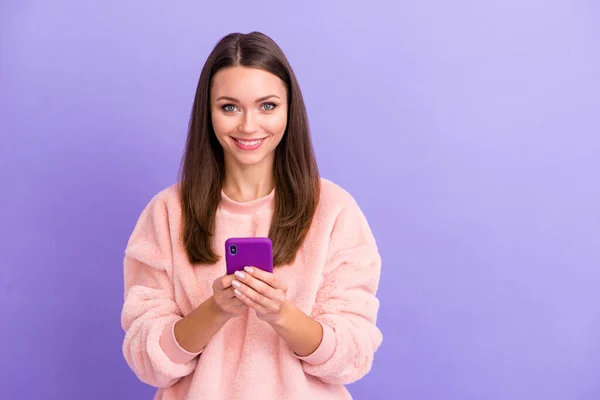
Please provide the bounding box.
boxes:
[220,188,275,214]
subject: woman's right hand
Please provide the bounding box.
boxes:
[173,274,247,354]
[212,274,248,319]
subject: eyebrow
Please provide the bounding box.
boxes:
[216,95,280,103]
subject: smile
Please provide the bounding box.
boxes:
[232,137,267,151]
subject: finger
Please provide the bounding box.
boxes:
[233,286,268,312]
[244,266,276,285]
[217,274,236,290]
[222,287,237,299]
[230,298,246,308]
[215,288,237,305]
[232,279,277,309]
[234,270,278,299]
[244,266,286,290]
[218,295,245,313]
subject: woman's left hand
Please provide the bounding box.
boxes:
[231,266,289,324]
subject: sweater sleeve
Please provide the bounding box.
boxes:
[120,193,199,388]
[300,197,383,385]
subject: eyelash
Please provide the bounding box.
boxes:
[221,102,278,112]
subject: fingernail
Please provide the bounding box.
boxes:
[232,280,241,288]
[234,289,241,296]
[244,266,254,274]
[235,271,246,279]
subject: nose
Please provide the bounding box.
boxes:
[238,110,259,134]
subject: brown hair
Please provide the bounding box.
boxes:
[178,32,320,267]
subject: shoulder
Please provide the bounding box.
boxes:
[133,183,182,229]
[153,183,181,209]
[315,177,370,233]
[318,177,358,214]
[125,183,182,265]
[144,183,181,211]
[316,178,378,258]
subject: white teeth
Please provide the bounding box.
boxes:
[236,139,263,146]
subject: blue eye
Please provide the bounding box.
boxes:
[261,102,277,111]
[222,104,237,112]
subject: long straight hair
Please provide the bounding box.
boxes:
[179,32,320,267]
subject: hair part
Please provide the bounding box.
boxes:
[179,31,320,267]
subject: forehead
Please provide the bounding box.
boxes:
[211,66,286,100]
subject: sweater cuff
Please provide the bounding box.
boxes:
[159,320,202,364]
[295,321,336,365]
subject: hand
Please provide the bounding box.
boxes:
[231,266,289,324]
[211,274,247,320]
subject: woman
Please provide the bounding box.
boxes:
[121,31,383,400]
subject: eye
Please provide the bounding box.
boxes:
[221,104,238,112]
[261,102,277,111]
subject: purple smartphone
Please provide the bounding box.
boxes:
[225,237,274,275]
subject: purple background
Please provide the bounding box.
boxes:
[1,1,599,399]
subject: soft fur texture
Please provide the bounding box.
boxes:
[121,178,383,400]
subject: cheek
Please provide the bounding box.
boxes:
[264,113,288,136]
[212,114,235,136]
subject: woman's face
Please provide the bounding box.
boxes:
[210,66,288,169]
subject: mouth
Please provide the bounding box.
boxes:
[231,137,267,151]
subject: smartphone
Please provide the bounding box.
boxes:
[225,237,274,275]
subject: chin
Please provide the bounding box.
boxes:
[230,152,273,167]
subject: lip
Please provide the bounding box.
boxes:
[231,136,267,151]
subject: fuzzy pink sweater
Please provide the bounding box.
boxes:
[121,178,383,400]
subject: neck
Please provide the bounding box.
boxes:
[222,156,275,202]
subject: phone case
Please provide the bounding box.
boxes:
[225,237,274,275]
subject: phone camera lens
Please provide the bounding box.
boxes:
[230,244,237,255]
